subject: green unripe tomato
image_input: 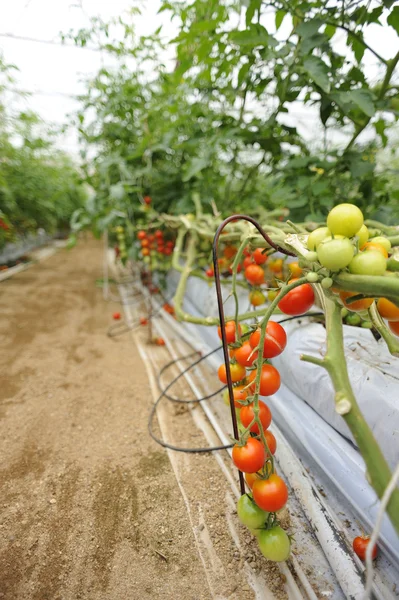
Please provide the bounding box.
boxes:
[143,256,150,264]
[115,226,124,234]
[327,203,364,238]
[305,251,318,262]
[345,312,361,326]
[321,277,333,289]
[370,236,391,253]
[307,227,330,251]
[349,251,387,276]
[356,224,369,248]
[306,272,319,283]
[361,320,373,329]
[387,256,399,272]
[237,494,269,530]
[317,237,354,271]
[257,526,291,562]
[341,307,348,318]
[241,323,251,335]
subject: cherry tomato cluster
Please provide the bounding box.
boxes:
[217,319,291,561]
[306,203,399,330]
[137,228,175,260]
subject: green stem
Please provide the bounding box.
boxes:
[368,303,399,357]
[301,296,399,535]
[333,273,399,306]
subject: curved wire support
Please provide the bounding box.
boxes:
[212,214,295,496]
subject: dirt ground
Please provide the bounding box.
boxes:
[0,239,216,600]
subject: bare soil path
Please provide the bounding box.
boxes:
[0,239,213,600]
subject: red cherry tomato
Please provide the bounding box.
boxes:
[137,230,146,240]
[206,267,214,278]
[232,438,266,473]
[240,401,272,434]
[245,264,265,285]
[144,195,152,205]
[278,280,314,316]
[264,429,277,455]
[234,342,258,367]
[217,321,241,344]
[253,248,268,265]
[353,536,377,561]
[252,474,288,512]
[249,321,287,358]
[113,312,121,320]
[249,364,281,396]
[243,256,254,269]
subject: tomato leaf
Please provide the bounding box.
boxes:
[303,56,330,93]
[387,6,399,34]
[347,89,375,117]
[275,10,286,31]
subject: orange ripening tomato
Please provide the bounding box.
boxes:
[223,245,237,259]
[388,321,399,336]
[232,384,249,407]
[362,242,388,258]
[264,430,277,455]
[249,364,281,396]
[141,238,149,247]
[269,258,284,273]
[252,248,268,265]
[249,289,266,306]
[137,230,146,240]
[245,464,272,489]
[217,320,242,344]
[339,291,374,312]
[245,264,265,285]
[218,362,246,384]
[288,262,302,277]
[234,342,258,367]
[377,298,399,322]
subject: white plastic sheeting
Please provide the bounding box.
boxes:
[272,320,399,470]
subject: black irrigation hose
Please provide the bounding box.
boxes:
[148,309,379,454]
[148,311,327,454]
[148,345,233,453]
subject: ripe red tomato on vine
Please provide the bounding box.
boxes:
[252,474,288,512]
[245,264,265,285]
[232,437,266,473]
[249,364,281,396]
[144,195,152,205]
[249,321,287,358]
[278,280,314,316]
[217,320,241,343]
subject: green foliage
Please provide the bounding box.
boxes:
[0,55,86,240]
[67,0,399,233]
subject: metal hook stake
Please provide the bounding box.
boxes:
[212,214,295,496]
